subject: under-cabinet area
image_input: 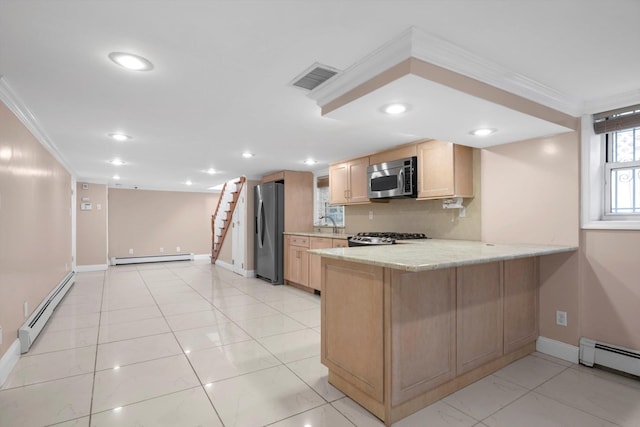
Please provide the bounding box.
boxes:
[313,240,574,426]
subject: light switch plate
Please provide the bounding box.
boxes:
[556,310,567,326]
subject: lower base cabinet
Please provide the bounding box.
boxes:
[285,234,349,291]
[321,256,539,425]
[284,235,309,287]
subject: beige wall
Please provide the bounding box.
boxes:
[481,131,581,345]
[108,188,217,259]
[0,101,72,358]
[345,150,481,240]
[581,230,640,350]
[76,182,107,266]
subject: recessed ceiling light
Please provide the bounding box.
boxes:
[108,52,154,71]
[304,158,317,165]
[108,133,131,141]
[109,159,126,166]
[382,103,408,115]
[242,152,254,158]
[185,180,193,186]
[205,168,216,175]
[113,174,120,180]
[470,128,497,137]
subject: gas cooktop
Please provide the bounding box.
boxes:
[348,232,429,247]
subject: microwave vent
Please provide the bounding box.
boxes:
[290,63,339,91]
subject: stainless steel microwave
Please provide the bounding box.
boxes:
[367,156,417,199]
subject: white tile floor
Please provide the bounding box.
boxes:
[1,261,639,427]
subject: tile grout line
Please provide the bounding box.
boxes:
[87,269,108,427]
[527,366,628,426]
[137,262,227,427]
[96,262,325,426]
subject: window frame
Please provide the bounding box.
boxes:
[582,115,640,230]
[603,129,640,220]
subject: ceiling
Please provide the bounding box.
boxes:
[1,0,638,192]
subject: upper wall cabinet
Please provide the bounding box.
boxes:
[417,140,473,199]
[261,170,314,231]
[329,157,370,205]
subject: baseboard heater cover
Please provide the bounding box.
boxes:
[580,337,640,377]
[111,253,194,265]
[19,271,75,354]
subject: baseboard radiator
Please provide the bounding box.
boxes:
[111,253,194,265]
[19,271,75,353]
[580,337,640,377]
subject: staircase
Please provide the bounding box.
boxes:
[211,176,246,263]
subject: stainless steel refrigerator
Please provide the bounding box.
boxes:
[255,182,284,284]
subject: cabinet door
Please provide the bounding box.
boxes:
[391,268,456,405]
[309,237,333,291]
[329,163,348,205]
[503,257,538,353]
[456,262,503,374]
[322,258,384,402]
[288,245,309,287]
[347,157,370,203]
[417,140,455,198]
[284,236,292,281]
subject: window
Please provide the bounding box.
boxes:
[605,126,640,218]
[314,175,344,227]
[583,105,640,229]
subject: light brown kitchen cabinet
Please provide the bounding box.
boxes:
[320,255,539,425]
[417,140,473,199]
[329,156,370,205]
[332,239,348,248]
[456,262,503,374]
[261,170,314,232]
[368,143,417,165]
[308,237,333,291]
[284,235,309,287]
[503,257,538,353]
[322,258,385,405]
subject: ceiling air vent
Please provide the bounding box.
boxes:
[290,63,339,91]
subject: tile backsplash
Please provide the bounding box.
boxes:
[344,196,480,240]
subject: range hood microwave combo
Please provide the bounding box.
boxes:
[367,156,417,199]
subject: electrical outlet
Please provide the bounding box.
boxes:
[556,310,567,326]
[159,247,164,253]
[369,211,373,220]
[129,248,134,255]
[23,301,28,318]
[0,325,3,346]
[176,246,181,252]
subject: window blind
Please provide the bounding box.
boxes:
[593,104,640,134]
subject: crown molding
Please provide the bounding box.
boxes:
[0,76,76,176]
[309,26,584,117]
[582,89,640,115]
[309,26,415,107]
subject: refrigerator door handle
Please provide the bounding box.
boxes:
[257,199,264,248]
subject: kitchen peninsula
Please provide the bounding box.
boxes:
[310,239,577,426]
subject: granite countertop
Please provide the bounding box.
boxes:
[308,239,577,272]
[284,231,349,240]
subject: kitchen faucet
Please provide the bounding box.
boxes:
[320,215,338,234]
